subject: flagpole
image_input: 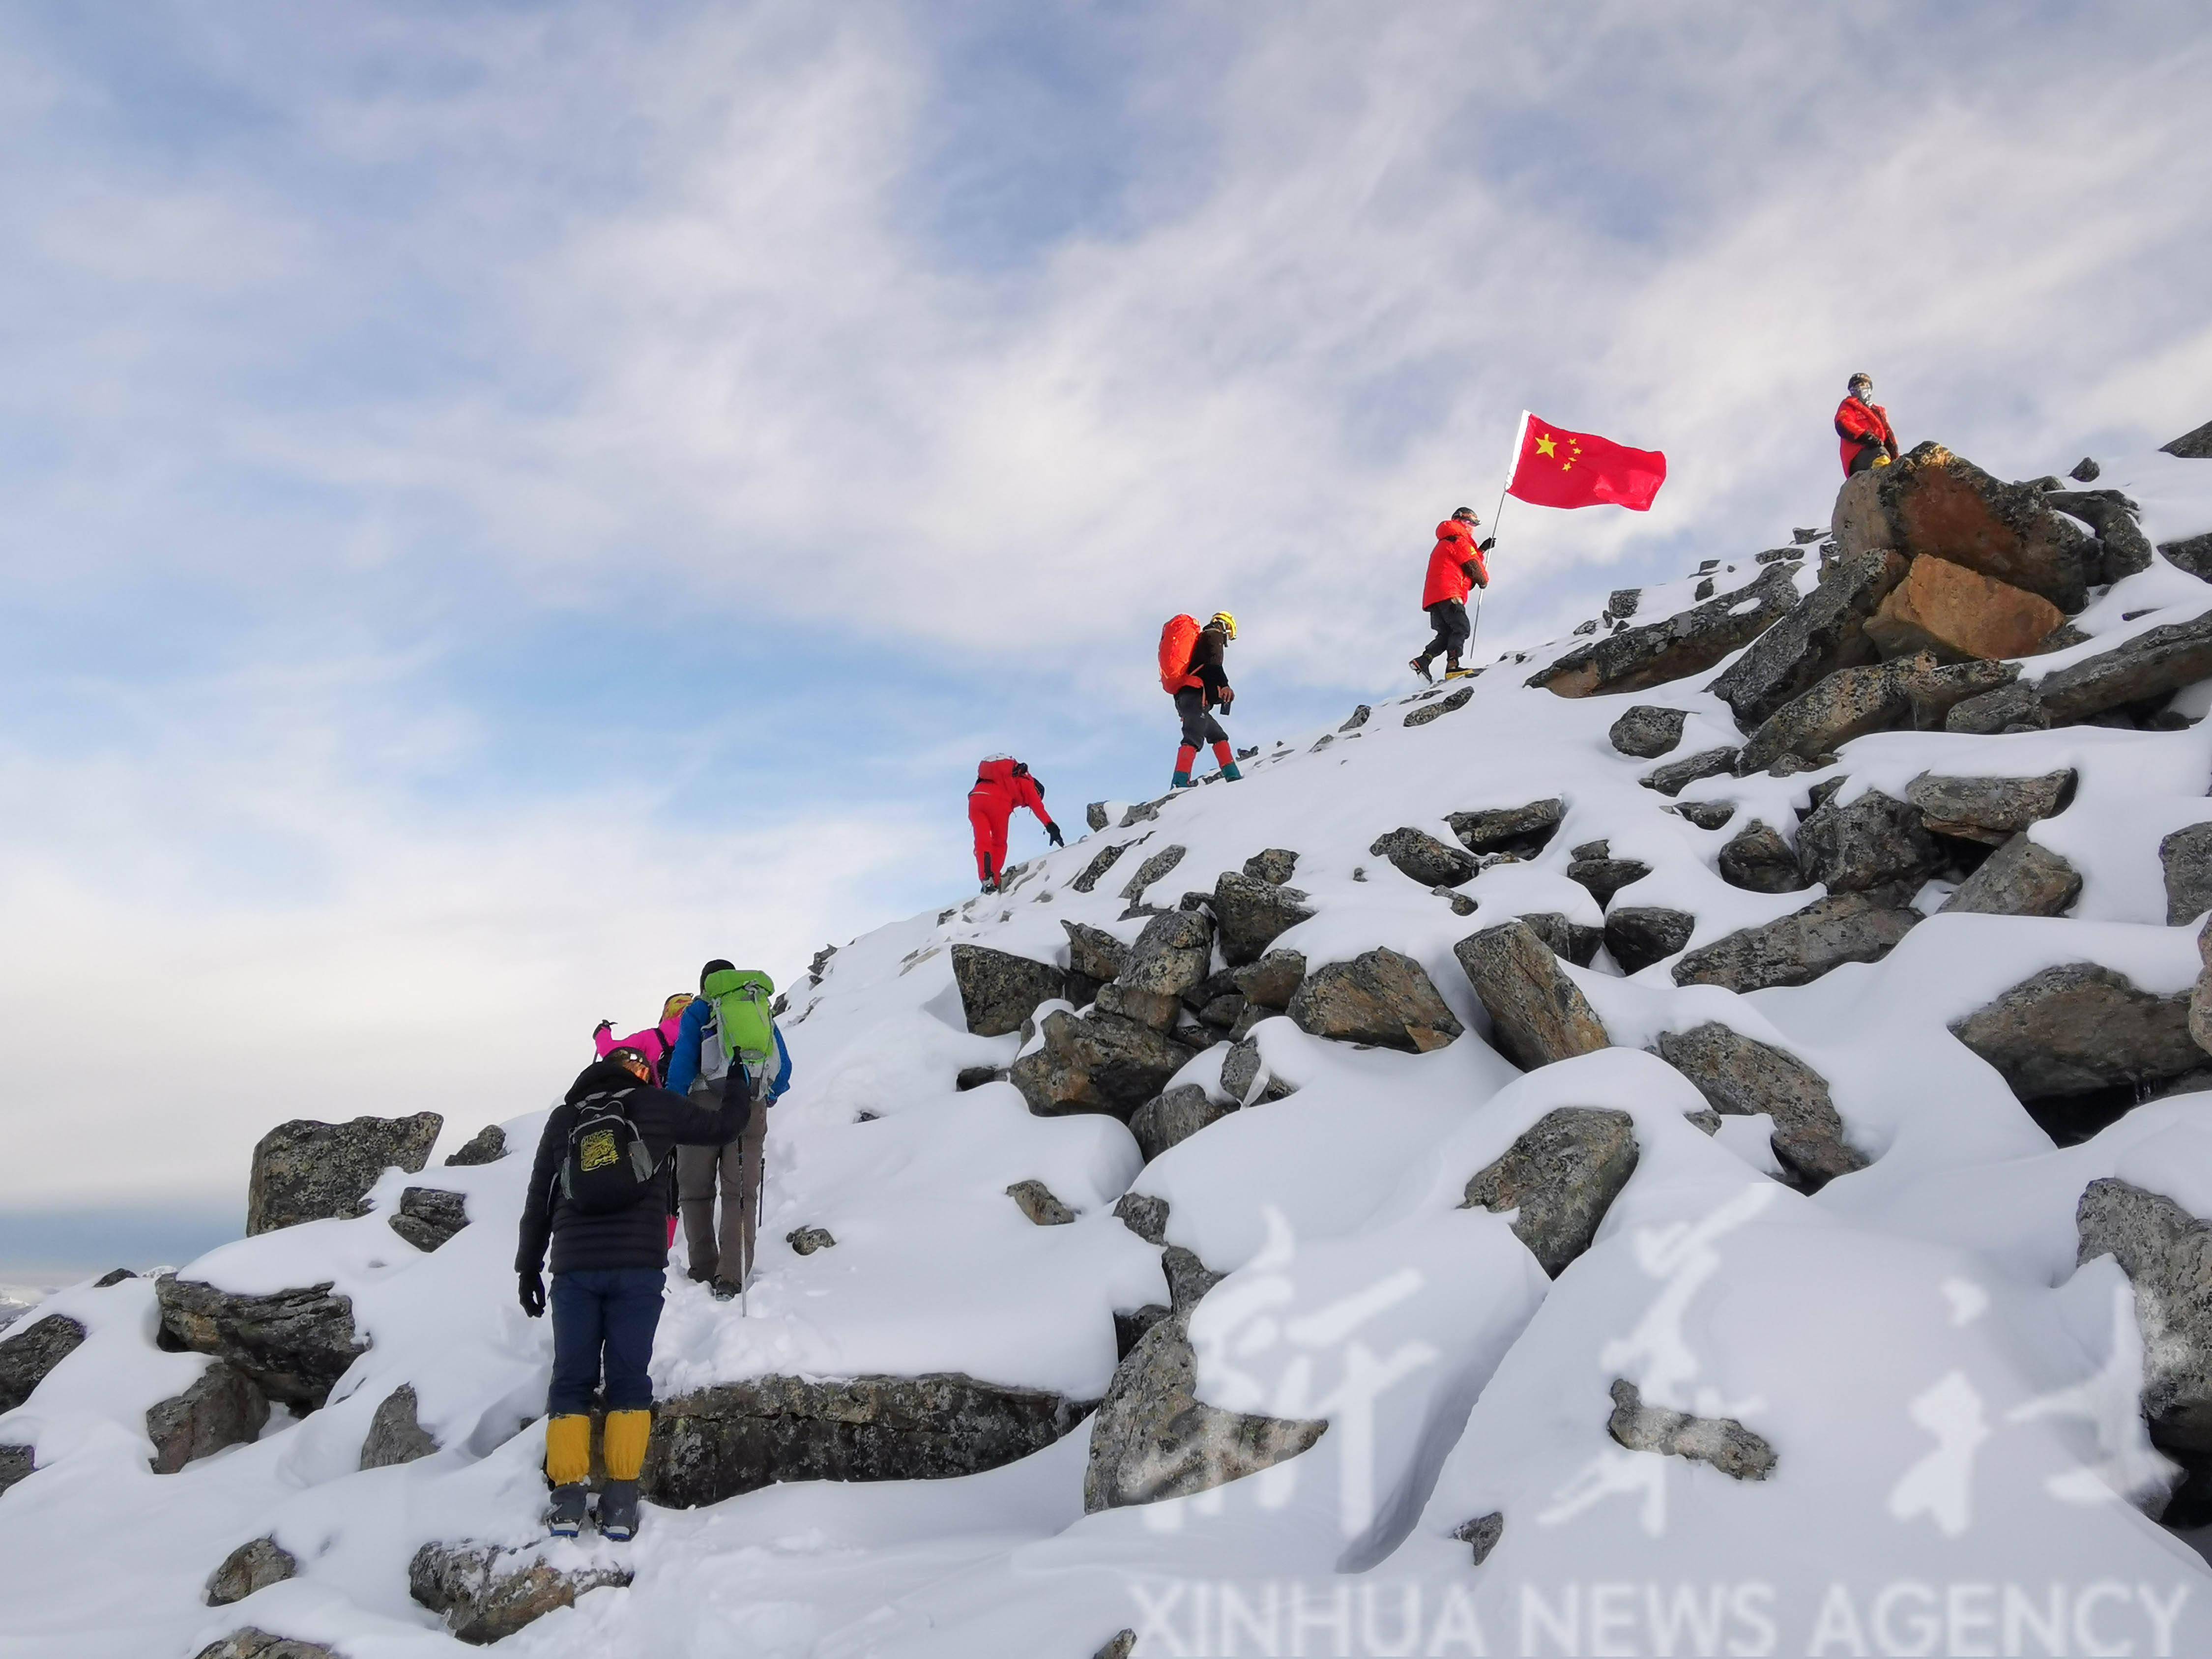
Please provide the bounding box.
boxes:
[1473,411,1529,655]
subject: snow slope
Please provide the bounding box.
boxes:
[7,443,2212,1658]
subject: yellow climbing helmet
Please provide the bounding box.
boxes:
[1209,611,1237,640]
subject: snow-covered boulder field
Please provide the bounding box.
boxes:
[9,438,2212,1657]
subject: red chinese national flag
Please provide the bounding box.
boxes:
[1505,412,1666,512]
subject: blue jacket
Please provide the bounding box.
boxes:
[665,995,793,1100]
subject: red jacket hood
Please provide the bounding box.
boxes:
[1435,520,1473,546]
[974,757,1020,788]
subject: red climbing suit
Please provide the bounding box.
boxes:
[1422,519,1489,608]
[1834,395,1897,476]
[968,757,1054,882]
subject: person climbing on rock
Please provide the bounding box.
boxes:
[666,958,792,1302]
[1411,508,1493,683]
[1159,611,1242,789]
[589,992,694,1085]
[968,755,1062,895]
[516,1046,746,1543]
[1835,372,1898,476]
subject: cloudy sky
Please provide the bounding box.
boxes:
[2,0,2206,1264]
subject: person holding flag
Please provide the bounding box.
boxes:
[1414,413,1665,677]
[1410,508,1493,683]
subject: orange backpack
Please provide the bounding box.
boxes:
[1158,614,1200,695]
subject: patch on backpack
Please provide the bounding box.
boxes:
[579,1129,621,1172]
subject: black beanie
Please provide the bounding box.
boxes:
[700,958,735,990]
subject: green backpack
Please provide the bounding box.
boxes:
[700,967,778,1101]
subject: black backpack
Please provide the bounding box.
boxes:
[558,1090,660,1215]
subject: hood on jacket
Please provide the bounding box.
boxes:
[1436,519,1474,546]
[567,1057,643,1102]
[974,757,1020,788]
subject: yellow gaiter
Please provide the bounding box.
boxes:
[602,1409,652,1482]
[544,1413,592,1486]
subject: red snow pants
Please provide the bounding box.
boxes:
[968,793,1011,881]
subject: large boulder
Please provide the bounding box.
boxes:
[205,1538,299,1606]
[1938,833,2081,917]
[2076,1180,2212,1455]
[950,944,1066,1038]
[1082,1312,1327,1513]
[1527,564,1798,698]
[360,1382,438,1469]
[1119,844,1188,906]
[246,1113,441,1236]
[1862,556,2065,663]
[1603,907,1696,975]
[1404,686,1475,727]
[1130,1084,1236,1163]
[1062,920,1130,984]
[156,1278,367,1412]
[0,1312,86,1412]
[2161,823,2212,924]
[1008,1011,1202,1121]
[1520,911,1602,968]
[1640,746,1741,797]
[1655,1023,1864,1189]
[1231,949,1306,1011]
[2163,420,2212,460]
[409,1542,632,1645]
[146,1360,268,1473]
[192,1633,339,1659]
[1563,845,1651,908]
[1737,653,2016,773]
[1832,442,2097,611]
[443,1125,508,1166]
[1950,965,2198,1105]
[1118,910,1216,998]
[1286,948,1463,1053]
[2047,489,2157,584]
[1448,798,1565,859]
[387,1187,468,1253]
[1244,847,1301,884]
[1369,827,1479,888]
[1071,841,1131,894]
[1607,1379,1776,1481]
[1949,610,2212,734]
[1709,546,1906,729]
[1460,1108,1639,1277]
[1904,769,2074,844]
[1210,872,1315,967]
[1454,922,1610,1069]
[1717,819,1805,894]
[646,1373,1095,1510]
[1795,788,1942,894]
[1608,705,1687,758]
[1672,892,1919,992]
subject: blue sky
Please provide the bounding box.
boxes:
[3,0,2208,1258]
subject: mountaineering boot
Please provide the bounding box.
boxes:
[1410,655,1434,684]
[1170,771,1194,789]
[596,1408,650,1540]
[1443,666,1477,681]
[543,1412,592,1533]
[710,1277,741,1301]
[548,1482,589,1539]
[980,878,998,895]
[1209,740,1242,783]
[1220,762,1243,782]
[598,1480,641,1543]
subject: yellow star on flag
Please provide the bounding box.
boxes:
[1535,434,1557,458]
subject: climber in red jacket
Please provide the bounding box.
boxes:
[1411,508,1493,683]
[968,756,1061,894]
[1835,373,1898,477]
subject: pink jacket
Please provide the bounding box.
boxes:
[592,1011,686,1082]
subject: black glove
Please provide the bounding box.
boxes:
[1478,537,1496,553]
[1046,822,1064,848]
[519,1271,545,1318]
